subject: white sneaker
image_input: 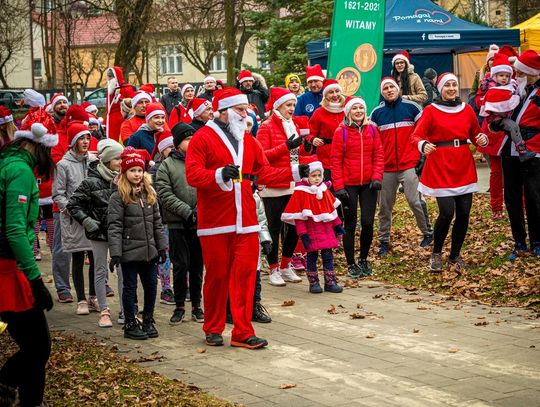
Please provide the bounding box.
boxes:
[280,266,302,283]
[98,309,113,328]
[76,300,89,315]
[88,296,100,313]
[269,269,286,286]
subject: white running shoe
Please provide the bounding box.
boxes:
[76,300,89,315]
[88,296,100,313]
[269,269,286,286]
[280,266,302,283]
[98,309,113,328]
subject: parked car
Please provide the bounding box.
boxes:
[83,88,107,107]
[0,90,26,110]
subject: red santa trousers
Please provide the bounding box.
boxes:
[488,155,504,213]
[200,232,259,342]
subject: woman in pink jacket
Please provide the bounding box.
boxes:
[281,162,344,294]
[331,97,384,278]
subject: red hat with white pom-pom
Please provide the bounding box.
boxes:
[14,107,58,147]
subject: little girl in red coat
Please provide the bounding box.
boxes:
[281,161,344,293]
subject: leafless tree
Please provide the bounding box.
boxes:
[0,0,30,87]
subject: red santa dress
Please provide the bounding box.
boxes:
[105,67,135,142]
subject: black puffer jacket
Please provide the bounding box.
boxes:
[107,189,167,263]
[67,161,114,241]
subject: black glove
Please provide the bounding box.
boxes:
[298,164,310,178]
[303,139,313,153]
[109,256,120,273]
[334,189,349,202]
[286,135,303,150]
[301,234,312,250]
[29,277,53,312]
[221,164,239,182]
[415,154,426,176]
[334,225,345,237]
[252,80,262,91]
[261,241,273,256]
[158,250,167,264]
[370,180,382,190]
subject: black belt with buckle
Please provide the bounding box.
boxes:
[241,173,256,181]
[433,139,468,148]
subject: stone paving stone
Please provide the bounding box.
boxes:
[35,253,539,407]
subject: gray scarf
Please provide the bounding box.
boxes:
[97,161,117,182]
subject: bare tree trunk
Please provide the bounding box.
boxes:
[224,0,236,85]
[235,21,253,70]
[114,0,154,79]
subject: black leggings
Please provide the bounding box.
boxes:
[433,193,473,260]
[343,185,378,264]
[72,251,95,302]
[0,308,51,407]
[262,195,298,265]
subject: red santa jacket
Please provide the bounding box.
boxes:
[34,170,53,206]
[51,119,68,164]
[105,67,134,142]
[120,115,146,143]
[169,104,192,128]
[257,113,313,188]
[330,122,384,191]
[309,107,344,169]
[515,84,540,156]
[185,121,302,237]
[411,103,482,197]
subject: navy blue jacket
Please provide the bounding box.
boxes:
[294,91,323,118]
[126,125,157,156]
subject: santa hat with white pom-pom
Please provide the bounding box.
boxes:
[14,107,58,147]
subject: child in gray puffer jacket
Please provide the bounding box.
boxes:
[108,147,167,340]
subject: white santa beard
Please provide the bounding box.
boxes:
[227,108,247,141]
[108,79,118,95]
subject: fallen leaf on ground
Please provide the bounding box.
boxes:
[406,297,422,303]
[196,348,206,354]
[417,306,430,310]
[279,383,297,389]
[350,313,365,319]
[413,328,420,333]
[365,333,376,339]
[448,348,459,353]
[132,351,164,363]
[327,304,337,314]
[282,300,295,307]
[474,321,489,326]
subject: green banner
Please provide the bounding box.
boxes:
[327,0,386,112]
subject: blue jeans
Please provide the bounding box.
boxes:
[52,212,71,294]
[121,261,158,320]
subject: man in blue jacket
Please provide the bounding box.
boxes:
[294,64,325,118]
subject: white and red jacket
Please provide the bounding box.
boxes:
[411,103,483,197]
[185,121,303,237]
[257,113,313,190]
[330,122,384,191]
[369,97,422,172]
[309,107,344,169]
[105,67,135,142]
[514,82,540,157]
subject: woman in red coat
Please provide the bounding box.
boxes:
[309,79,345,179]
[411,73,488,272]
[331,97,384,278]
[257,87,312,287]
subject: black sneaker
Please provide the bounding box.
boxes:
[420,233,434,248]
[191,307,204,323]
[358,259,373,276]
[378,241,390,256]
[252,302,272,323]
[142,315,159,338]
[205,333,224,346]
[231,336,268,349]
[124,318,148,340]
[347,264,361,278]
[170,307,185,325]
[430,253,443,272]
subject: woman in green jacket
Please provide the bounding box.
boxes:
[0,110,55,407]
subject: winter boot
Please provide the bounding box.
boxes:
[516,141,536,162]
[323,270,343,293]
[142,313,159,338]
[306,271,323,294]
[123,317,148,340]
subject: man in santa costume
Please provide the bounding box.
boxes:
[185,87,309,349]
[294,64,325,118]
[501,50,540,258]
[188,98,213,131]
[104,66,135,142]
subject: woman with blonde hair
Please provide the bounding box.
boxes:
[0,106,17,147]
[108,147,167,340]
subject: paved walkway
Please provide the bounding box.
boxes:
[40,250,539,407]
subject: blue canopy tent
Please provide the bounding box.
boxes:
[307,0,520,82]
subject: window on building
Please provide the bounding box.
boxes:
[160,46,182,75]
[258,40,270,70]
[209,51,227,73]
[33,59,42,78]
